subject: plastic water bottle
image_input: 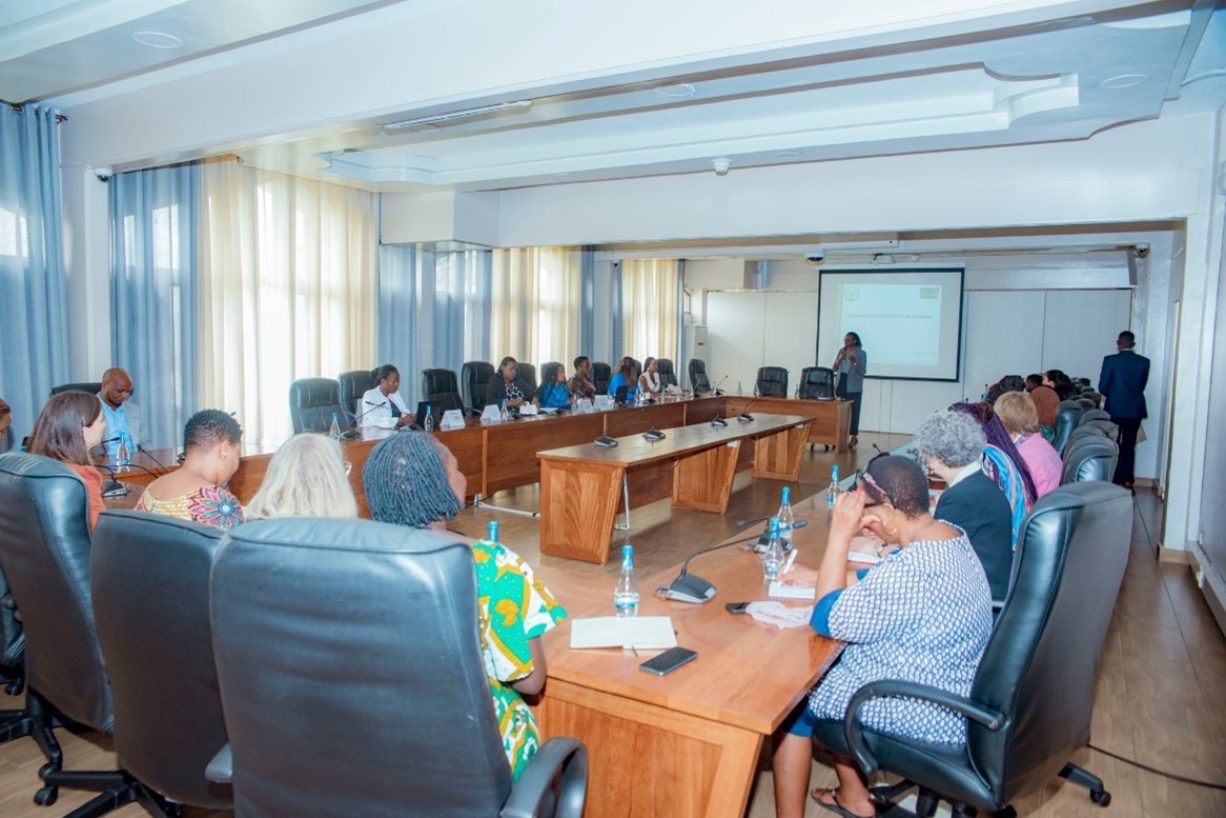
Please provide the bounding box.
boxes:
[329,412,342,441]
[613,544,639,617]
[827,464,840,508]
[500,399,510,422]
[486,520,500,543]
[737,381,743,396]
[116,439,130,467]
[424,404,434,432]
[763,517,785,583]
[776,486,795,549]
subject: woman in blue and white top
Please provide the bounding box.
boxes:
[772,455,992,818]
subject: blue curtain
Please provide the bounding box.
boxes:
[378,242,419,404]
[465,249,493,364]
[0,105,69,443]
[110,164,199,449]
[580,247,595,356]
[611,260,624,359]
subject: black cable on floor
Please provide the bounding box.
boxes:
[1088,743,1226,790]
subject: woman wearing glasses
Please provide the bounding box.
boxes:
[772,455,992,818]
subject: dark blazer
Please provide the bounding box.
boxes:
[484,374,536,408]
[935,471,1015,602]
[1098,349,1149,419]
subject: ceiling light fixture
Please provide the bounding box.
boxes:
[655,83,696,99]
[774,150,803,160]
[711,158,732,176]
[382,100,532,130]
[131,31,183,49]
[1099,73,1147,89]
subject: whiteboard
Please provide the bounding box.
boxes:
[706,291,819,396]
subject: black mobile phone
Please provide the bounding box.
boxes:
[725,601,751,614]
[639,646,699,676]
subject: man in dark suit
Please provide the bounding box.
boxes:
[1098,330,1150,489]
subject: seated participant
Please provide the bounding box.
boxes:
[245,433,358,520]
[772,456,991,818]
[27,392,108,531]
[607,356,638,403]
[984,374,1024,405]
[568,356,597,399]
[363,432,567,780]
[135,410,244,529]
[360,364,414,430]
[537,363,571,409]
[486,356,531,411]
[95,367,148,461]
[950,401,1036,546]
[994,391,1062,498]
[913,410,1015,601]
[638,357,663,400]
[1025,373,1060,438]
[1043,369,1078,401]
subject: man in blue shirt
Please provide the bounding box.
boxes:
[1098,330,1149,490]
[96,368,146,461]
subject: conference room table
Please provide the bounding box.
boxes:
[533,491,848,818]
[103,395,853,517]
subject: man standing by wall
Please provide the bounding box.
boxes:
[1098,330,1150,490]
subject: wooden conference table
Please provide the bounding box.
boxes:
[534,492,847,818]
[105,395,852,516]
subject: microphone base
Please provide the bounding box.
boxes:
[594,436,619,448]
[665,573,716,604]
[101,479,129,498]
[710,418,728,428]
[738,414,754,422]
[643,429,666,442]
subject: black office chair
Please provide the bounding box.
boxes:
[1061,437,1119,484]
[688,359,711,392]
[338,369,377,425]
[0,539,27,736]
[1081,418,1119,442]
[1051,400,1084,455]
[49,381,102,397]
[798,367,835,400]
[90,510,233,813]
[592,362,612,395]
[755,366,788,398]
[0,454,140,810]
[1065,425,1108,450]
[289,378,346,434]
[421,368,465,414]
[1075,397,1096,412]
[656,358,678,388]
[518,362,538,395]
[812,481,1132,817]
[207,518,588,818]
[1077,408,1111,426]
[1081,390,1103,408]
[462,361,496,415]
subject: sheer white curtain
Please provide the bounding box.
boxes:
[198,162,378,448]
[620,258,680,363]
[490,247,581,367]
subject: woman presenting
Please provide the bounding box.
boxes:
[832,332,867,449]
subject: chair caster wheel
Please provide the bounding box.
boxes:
[1090,790,1111,807]
[34,786,57,806]
[37,762,56,779]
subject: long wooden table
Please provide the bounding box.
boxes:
[537,414,812,563]
[534,494,845,818]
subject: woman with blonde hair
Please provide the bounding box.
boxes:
[993,390,1063,498]
[246,433,358,520]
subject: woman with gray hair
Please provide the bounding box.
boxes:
[913,410,1015,602]
[245,434,358,520]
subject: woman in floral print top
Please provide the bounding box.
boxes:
[135,409,245,529]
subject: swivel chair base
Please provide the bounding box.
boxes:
[868,761,1110,817]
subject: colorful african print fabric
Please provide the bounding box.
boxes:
[471,539,567,779]
[135,484,245,529]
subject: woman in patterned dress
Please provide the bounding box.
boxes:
[362,431,567,780]
[135,409,244,529]
[772,455,993,818]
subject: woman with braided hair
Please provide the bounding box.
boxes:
[362,432,567,780]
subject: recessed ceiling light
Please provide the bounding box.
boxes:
[655,83,696,99]
[774,150,803,160]
[131,30,183,49]
[1099,73,1147,89]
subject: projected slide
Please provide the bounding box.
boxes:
[818,269,964,381]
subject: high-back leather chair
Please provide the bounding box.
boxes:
[518,362,538,394]
[338,369,377,425]
[462,361,496,415]
[1061,437,1119,484]
[1065,425,1107,451]
[289,378,345,434]
[755,366,788,398]
[1077,408,1111,426]
[49,381,102,397]
[592,362,612,394]
[1081,390,1103,408]
[1051,400,1083,454]
[420,368,465,414]
[688,359,711,392]
[540,361,563,390]
[798,366,835,399]
[207,518,587,818]
[92,511,232,811]
[1081,418,1119,442]
[0,453,163,812]
[811,482,1132,816]
[1075,397,1096,412]
[656,358,678,388]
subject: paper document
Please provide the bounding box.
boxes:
[570,616,677,650]
[767,582,817,600]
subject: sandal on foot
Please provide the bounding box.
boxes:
[810,787,877,818]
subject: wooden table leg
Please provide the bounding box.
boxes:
[539,458,625,564]
[672,440,741,513]
[537,679,764,818]
[752,421,812,481]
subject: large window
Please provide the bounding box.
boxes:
[620,258,680,363]
[491,247,582,368]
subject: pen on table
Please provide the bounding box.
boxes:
[782,548,798,575]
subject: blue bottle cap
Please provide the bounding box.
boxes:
[621,543,634,561]
[769,516,780,534]
[781,486,791,503]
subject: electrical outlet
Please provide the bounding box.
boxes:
[1198,530,1206,547]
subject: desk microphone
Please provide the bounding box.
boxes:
[660,531,763,603]
[343,399,389,438]
[593,403,650,448]
[136,444,172,475]
[711,375,728,396]
[736,396,762,423]
[94,440,128,497]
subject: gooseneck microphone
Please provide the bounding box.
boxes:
[711,374,729,396]
[593,403,643,448]
[136,444,172,476]
[736,396,762,423]
[660,530,764,603]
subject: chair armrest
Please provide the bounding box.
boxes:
[843,680,1006,775]
[205,744,232,784]
[500,737,588,818]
